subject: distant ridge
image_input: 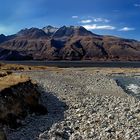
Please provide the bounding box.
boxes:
[0,25,140,61]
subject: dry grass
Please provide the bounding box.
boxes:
[68,67,140,75]
[0,63,64,91]
[1,62,140,74]
[0,63,63,72]
[0,74,30,91]
[90,67,140,74]
[0,62,139,91]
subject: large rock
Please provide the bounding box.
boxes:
[0,76,47,129]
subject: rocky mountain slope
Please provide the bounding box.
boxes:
[0,25,140,61]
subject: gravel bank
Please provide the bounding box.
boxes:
[6,70,140,140]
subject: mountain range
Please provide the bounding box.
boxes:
[0,25,140,61]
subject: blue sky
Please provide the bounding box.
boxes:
[0,0,140,40]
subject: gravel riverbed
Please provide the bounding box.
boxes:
[6,70,140,140]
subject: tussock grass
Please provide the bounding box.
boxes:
[0,74,30,91]
[0,63,62,72]
[68,67,140,75]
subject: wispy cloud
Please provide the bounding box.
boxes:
[83,24,116,30]
[79,17,110,24]
[93,18,110,23]
[119,27,135,31]
[134,4,140,7]
[80,19,92,23]
[72,16,78,19]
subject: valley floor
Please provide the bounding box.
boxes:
[5,68,140,140]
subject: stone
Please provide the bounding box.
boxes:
[108,114,114,119]
[105,126,115,133]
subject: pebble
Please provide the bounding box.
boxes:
[5,70,140,140]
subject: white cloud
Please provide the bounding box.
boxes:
[80,19,92,24]
[134,4,140,7]
[83,24,116,30]
[93,18,110,23]
[79,17,110,24]
[119,27,135,31]
[72,16,78,19]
